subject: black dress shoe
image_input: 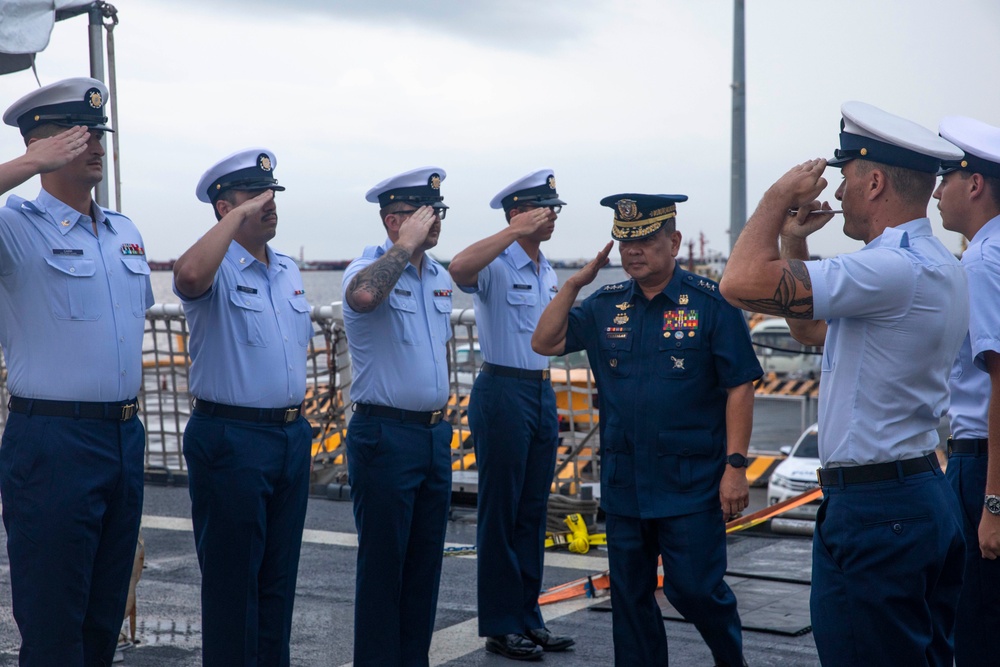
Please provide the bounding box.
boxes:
[485,634,543,661]
[525,627,575,652]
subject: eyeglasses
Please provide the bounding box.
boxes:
[517,203,561,214]
[393,207,447,220]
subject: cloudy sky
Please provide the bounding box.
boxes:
[1,0,998,263]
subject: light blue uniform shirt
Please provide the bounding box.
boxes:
[948,214,1000,439]
[458,242,557,371]
[343,239,452,411]
[0,189,152,401]
[175,241,310,408]
[806,218,969,467]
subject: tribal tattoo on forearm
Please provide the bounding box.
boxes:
[346,244,411,313]
[737,259,814,319]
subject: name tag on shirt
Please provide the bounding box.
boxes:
[51,248,83,256]
[512,283,532,291]
[394,288,412,296]
[236,285,258,295]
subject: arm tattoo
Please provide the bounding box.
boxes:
[346,245,411,313]
[737,259,814,319]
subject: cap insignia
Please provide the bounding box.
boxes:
[430,175,441,190]
[547,175,556,190]
[85,88,103,109]
[258,154,272,172]
[616,199,641,221]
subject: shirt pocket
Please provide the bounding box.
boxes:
[120,257,151,318]
[229,289,268,347]
[44,256,100,321]
[433,297,453,343]
[505,290,538,332]
[388,291,419,345]
[656,428,721,491]
[598,331,633,378]
[601,424,634,489]
[288,295,313,347]
[657,329,701,379]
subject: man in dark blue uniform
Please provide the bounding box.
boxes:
[449,169,573,660]
[343,167,454,667]
[173,148,313,666]
[0,78,152,666]
[533,194,761,666]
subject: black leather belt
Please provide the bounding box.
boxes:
[947,437,988,456]
[7,396,139,421]
[354,402,445,425]
[481,361,550,381]
[193,399,301,424]
[817,453,940,487]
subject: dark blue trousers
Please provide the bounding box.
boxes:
[0,412,144,667]
[346,412,452,667]
[606,510,743,667]
[946,452,1000,667]
[469,372,559,637]
[811,469,965,667]
[183,412,312,667]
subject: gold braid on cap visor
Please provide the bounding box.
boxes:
[611,205,676,239]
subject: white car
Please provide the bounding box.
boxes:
[767,423,821,521]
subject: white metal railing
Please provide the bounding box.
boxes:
[0,304,604,496]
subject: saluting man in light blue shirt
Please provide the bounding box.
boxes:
[342,166,454,667]
[173,148,312,667]
[935,115,1000,666]
[722,101,969,667]
[449,169,574,661]
[0,77,152,666]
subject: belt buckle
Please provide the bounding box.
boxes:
[120,403,137,421]
[428,410,443,425]
[815,468,824,488]
[284,408,299,423]
[541,369,551,381]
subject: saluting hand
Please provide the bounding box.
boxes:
[509,207,556,238]
[396,205,438,251]
[770,158,830,209]
[233,189,275,222]
[782,198,835,240]
[26,125,90,174]
[566,241,613,289]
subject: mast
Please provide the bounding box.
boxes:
[729,0,746,253]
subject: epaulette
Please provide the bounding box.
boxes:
[684,273,723,301]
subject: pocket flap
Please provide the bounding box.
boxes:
[657,429,717,457]
[289,295,311,314]
[45,256,96,277]
[434,298,452,314]
[120,257,151,276]
[506,290,538,307]
[229,290,264,312]
[389,292,417,313]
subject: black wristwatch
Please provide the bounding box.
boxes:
[985,495,1000,516]
[726,453,749,469]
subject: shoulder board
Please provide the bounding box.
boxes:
[600,282,630,293]
[360,244,382,260]
[683,273,723,301]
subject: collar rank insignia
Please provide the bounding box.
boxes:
[663,308,699,331]
[120,243,145,256]
[671,355,685,370]
[679,294,689,305]
[697,279,717,292]
[433,289,452,297]
[293,289,305,296]
[604,283,625,291]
